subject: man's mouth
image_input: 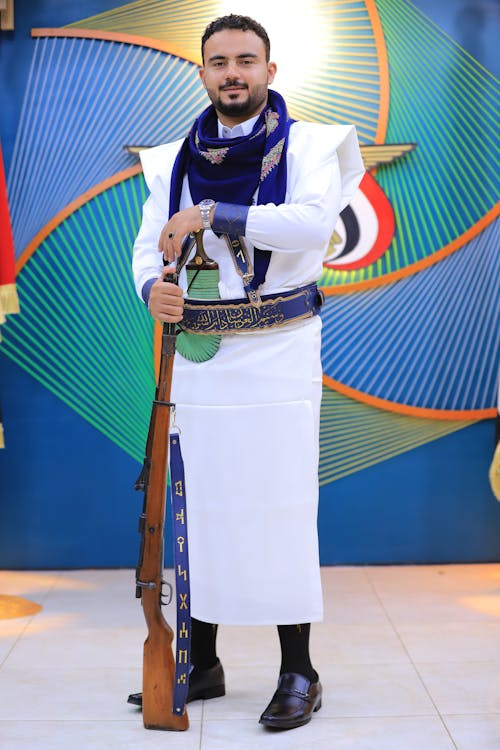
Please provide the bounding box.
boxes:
[221,84,247,92]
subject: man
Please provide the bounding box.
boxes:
[130,14,364,730]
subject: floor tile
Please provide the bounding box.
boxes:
[217,625,280,667]
[1,566,498,749]
[417,662,500,714]
[2,623,145,669]
[366,564,500,594]
[0,667,202,722]
[200,665,276,721]
[39,569,160,628]
[321,568,391,624]
[397,622,500,663]
[443,714,500,750]
[310,621,410,665]
[0,570,61,598]
[318,662,437,718]
[0,720,202,750]
[321,566,374,593]
[366,565,500,624]
[200,716,457,750]
[322,592,390,625]
[375,592,500,624]
[0,618,30,665]
[203,662,437,721]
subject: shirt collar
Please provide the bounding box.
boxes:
[218,113,260,139]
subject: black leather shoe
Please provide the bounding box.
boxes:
[259,672,322,730]
[127,659,225,708]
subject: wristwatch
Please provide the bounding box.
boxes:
[199,199,216,230]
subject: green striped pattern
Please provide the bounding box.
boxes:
[319,387,477,485]
[1,173,154,461]
[320,0,500,287]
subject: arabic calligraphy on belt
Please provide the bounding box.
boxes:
[180,282,324,334]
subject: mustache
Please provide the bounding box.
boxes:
[220,81,248,91]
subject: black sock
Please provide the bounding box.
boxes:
[190,617,219,670]
[277,623,318,683]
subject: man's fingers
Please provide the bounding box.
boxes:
[158,281,184,297]
[161,263,177,277]
[159,221,187,260]
[158,230,177,261]
[156,311,183,323]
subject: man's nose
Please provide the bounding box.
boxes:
[225,60,239,78]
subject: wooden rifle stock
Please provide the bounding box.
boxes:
[134,273,189,731]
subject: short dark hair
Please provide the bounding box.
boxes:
[201,14,271,62]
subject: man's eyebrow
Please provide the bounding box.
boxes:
[208,53,259,62]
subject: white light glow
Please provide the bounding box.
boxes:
[216,0,327,92]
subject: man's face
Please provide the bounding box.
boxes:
[200,29,277,125]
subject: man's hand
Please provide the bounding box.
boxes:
[158,206,204,262]
[148,267,184,322]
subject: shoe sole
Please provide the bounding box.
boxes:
[127,684,226,709]
[259,699,322,730]
[187,684,225,703]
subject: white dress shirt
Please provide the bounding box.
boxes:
[217,114,260,140]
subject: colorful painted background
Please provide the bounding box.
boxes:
[0,0,499,567]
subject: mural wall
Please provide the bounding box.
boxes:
[0,0,499,567]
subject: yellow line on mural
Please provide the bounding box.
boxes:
[31,28,203,66]
[364,0,390,144]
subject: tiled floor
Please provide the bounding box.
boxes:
[1,565,500,749]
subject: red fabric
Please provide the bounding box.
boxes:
[0,141,15,286]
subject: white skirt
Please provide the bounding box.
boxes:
[171,316,324,625]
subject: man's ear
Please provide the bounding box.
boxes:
[267,62,277,85]
[199,67,206,87]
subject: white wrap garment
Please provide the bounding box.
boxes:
[133,120,364,624]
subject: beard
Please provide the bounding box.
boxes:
[206,82,269,119]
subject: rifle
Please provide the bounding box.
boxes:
[134,269,189,731]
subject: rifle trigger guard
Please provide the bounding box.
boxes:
[161,579,173,606]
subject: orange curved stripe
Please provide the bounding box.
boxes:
[364,0,390,145]
[31,27,202,67]
[323,201,500,295]
[323,374,496,421]
[16,164,143,273]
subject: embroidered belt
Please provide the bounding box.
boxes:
[181,283,324,334]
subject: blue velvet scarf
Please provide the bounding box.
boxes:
[169,90,293,287]
[169,89,292,213]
